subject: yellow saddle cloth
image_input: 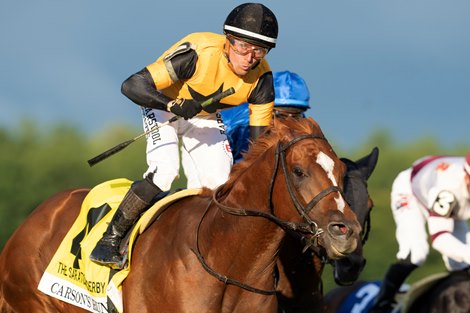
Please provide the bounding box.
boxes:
[37,178,202,313]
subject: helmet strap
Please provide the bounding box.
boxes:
[223,38,231,63]
[223,38,236,75]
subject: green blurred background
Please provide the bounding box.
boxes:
[1,120,468,294]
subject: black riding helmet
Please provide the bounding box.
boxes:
[224,3,278,49]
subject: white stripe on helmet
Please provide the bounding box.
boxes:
[224,25,277,44]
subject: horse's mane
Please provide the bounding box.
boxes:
[220,117,325,193]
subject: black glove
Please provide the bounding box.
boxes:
[167,98,203,120]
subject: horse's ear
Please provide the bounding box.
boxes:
[307,117,320,128]
[355,147,379,180]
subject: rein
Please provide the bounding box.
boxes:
[192,133,343,295]
[191,199,277,295]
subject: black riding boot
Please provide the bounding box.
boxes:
[90,176,162,269]
[369,261,418,313]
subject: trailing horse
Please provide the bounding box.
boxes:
[0,118,362,313]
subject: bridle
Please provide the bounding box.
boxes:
[191,133,345,295]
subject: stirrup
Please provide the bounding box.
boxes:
[90,238,128,270]
[98,256,127,270]
[92,256,127,270]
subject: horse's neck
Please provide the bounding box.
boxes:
[203,193,284,286]
[201,152,287,286]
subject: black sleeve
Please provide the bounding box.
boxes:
[121,68,172,111]
[247,71,275,104]
[250,125,267,140]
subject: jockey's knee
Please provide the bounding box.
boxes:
[409,245,429,266]
[131,173,164,203]
[401,248,427,267]
[398,242,428,267]
[144,167,179,191]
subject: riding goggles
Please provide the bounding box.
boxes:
[273,108,305,120]
[227,35,269,59]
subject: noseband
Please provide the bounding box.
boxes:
[192,133,345,295]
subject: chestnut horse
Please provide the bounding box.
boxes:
[0,118,362,313]
[276,147,379,313]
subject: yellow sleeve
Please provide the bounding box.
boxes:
[146,60,174,91]
[249,102,274,126]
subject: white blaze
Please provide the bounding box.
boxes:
[316,152,346,212]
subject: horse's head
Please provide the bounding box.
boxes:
[268,118,363,260]
[332,147,379,285]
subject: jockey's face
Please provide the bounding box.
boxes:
[226,36,267,76]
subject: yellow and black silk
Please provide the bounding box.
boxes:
[146,32,274,127]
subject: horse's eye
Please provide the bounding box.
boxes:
[293,166,306,178]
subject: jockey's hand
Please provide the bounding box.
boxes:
[167,98,203,120]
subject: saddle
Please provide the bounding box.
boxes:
[399,272,449,313]
[37,178,201,313]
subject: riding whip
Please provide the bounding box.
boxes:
[87,87,235,167]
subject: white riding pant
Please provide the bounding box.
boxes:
[141,108,233,191]
[390,169,429,266]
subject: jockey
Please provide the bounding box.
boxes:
[221,70,310,163]
[370,152,470,313]
[90,3,279,269]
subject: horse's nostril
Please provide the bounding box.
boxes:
[328,223,349,236]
